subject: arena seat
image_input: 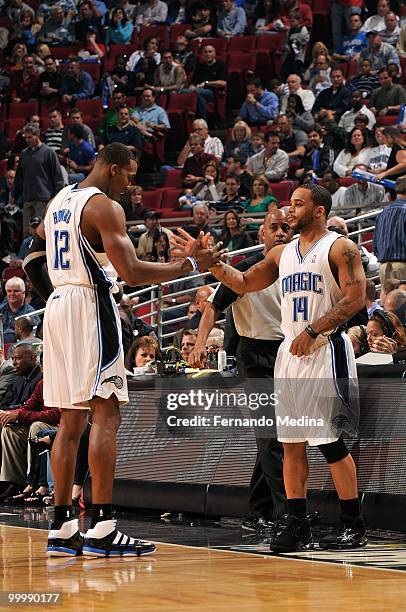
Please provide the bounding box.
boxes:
[167,92,197,145]
[108,43,134,62]
[161,188,182,209]
[5,117,26,140]
[141,189,163,210]
[228,36,256,54]
[139,25,170,49]
[339,177,356,187]
[376,115,398,126]
[6,101,38,119]
[227,53,257,108]
[269,181,293,202]
[170,23,188,41]
[163,169,183,188]
[52,46,81,60]
[76,98,103,117]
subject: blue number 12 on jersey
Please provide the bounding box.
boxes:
[54,230,70,270]
[293,296,308,322]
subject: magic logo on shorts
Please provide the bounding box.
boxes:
[101,376,124,389]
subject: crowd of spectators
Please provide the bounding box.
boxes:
[0,0,405,509]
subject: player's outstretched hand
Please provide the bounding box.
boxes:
[171,229,226,271]
[188,344,207,369]
[289,329,316,358]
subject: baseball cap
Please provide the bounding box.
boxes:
[366,29,380,36]
[144,211,160,220]
[29,216,41,227]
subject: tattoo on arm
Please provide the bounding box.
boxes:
[342,247,361,288]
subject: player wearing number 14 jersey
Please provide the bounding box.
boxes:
[207,184,368,553]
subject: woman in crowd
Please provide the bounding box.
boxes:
[333,127,371,177]
[223,121,255,161]
[307,54,332,96]
[6,41,28,72]
[243,175,279,230]
[125,336,161,372]
[375,126,406,182]
[191,161,225,204]
[254,0,284,34]
[219,209,254,252]
[121,185,151,222]
[78,28,106,61]
[151,231,170,263]
[286,93,315,132]
[366,310,406,355]
[365,125,392,174]
[106,7,133,45]
[127,36,161,74]
[15,9,41,49]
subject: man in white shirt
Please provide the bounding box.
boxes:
[136,0,168,27]
[361,0,393,33]
[339,90,376,131]
[247,132,289,182]
[280,74,315,113]
[177,119,224,165]
[322,170,347,212]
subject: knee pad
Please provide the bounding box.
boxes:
[318,437,349,464]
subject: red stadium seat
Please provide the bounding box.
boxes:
[170,24,188,41]
[339,177,356,187]
[269,181,292,201]
[141,189,163,211]
[6,101,38,119]
[0,159,7,176]
[76,98,103,117]
[81,115,100,134]
[163,169,183,188]
[198,38,228,55]
[167,92,197,145]
[79,63,101,84]
[161,188,182,209]
[139,25,170,49]
[159,209,190,219]
[228,36,256,54]
[108,43,135,62]
[255,34,286,81]
[52,46,81,60]
[206,89,227,120]
[377,115,398,126]
[5,117,26,140]
[227,53,256,108]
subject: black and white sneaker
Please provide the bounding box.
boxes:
[47,519,84,557]
[318,516,367,550]
[270,515,314,553]
[241,516,277,534]
[83,519,156,557]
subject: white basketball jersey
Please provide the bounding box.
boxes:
[279,232,344,341]
[44,184,118,291]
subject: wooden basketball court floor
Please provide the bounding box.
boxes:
[1,510,406,612]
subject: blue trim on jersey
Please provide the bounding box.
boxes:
[80,231,113,290]
[100,293,121,373]
[329,334,350,409]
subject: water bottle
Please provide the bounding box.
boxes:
[397,104,406,126]
[217,349,227,372]
[351,169,395,190]
[101,78,110,110]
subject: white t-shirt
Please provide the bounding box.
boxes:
[331,186,347,211]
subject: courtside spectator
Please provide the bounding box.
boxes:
[247,132,289,182]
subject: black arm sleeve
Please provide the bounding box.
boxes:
[23,234,54,301]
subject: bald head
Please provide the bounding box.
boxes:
[262,209,293,252]
[328,215,348,237]
[196,285,214,313]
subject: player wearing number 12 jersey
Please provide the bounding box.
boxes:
[207,184,368,553]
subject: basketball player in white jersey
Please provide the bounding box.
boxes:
[183,184,367,552]
[23,143,223,557]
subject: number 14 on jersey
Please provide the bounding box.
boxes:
[293,296,308,322]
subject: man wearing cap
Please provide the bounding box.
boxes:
[359,30,400,72]
[17,217,41,260]
[136,212,174,260]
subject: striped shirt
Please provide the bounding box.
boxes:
[44,127,63,153]
[373,198,406,262]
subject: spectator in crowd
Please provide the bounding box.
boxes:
[0,169,16,206]
[38,55,62,104]
[9,315,42,353]
[276,113,308,160]
[379,278,400,309]
[375,126,406,182]
[331,0,362,52]
[125,336,161,373]
[0,344,42,420]
[286,93,314,132]
[365,279,381,316]
[217,0,247,37]
[339,90,376,132]
[362,0,392,33]
[7,0,34,23]
[61,108,96,152]
[223,121,255,161]
[127,35,161,74]
[374,176,406,285]
[78,26,106,61]
[359,30,400,72]
[97,89,136,140]
[132,87,171,140]
[214,173,245,213]
[323,169,347,212]
[136,211,174,260]
[364,125,392,173]
[18,216,41,260]
[369,67,406,118]
[296,127,334,179]
[5,42,28,73]
[380,12,401,47]
[44,109,64,154]
[225,153,253,198]
[10,54,40,103]
[254,0,284,34]
[189,45,227,120]
[313,65,351,120]
[247,132,289,182]
[102,105,143,159]
[105,7,133,45]
[0,347,14,403]
[306,51,332,96]
[348,59,378,98]
[333,127,371,177]
[182,202,219,238]
[333,13,367,62]
[60,58,95,105]
[121,185,151,222]
[65,124,96,183]
[385,289,406,324]
[327,214,379,276]
[181,134,216,187]
[238,78,279,126]
[178,119,224,165]
[172,35,196,75]
[37,4,75,45]
[0,278,41,343]
[183,285,215,331]
[184,161,225,205]
[343,163,388,215]
[17,9,41,48]
[396,24,406,57]
[219,209,254,251]
[279,0,313,29]
[151,231,171,263]
[75,0,103,42]
[136,0,168,28]
[107,54,136,95]
[180,329,198,361]
[243,174,278,229]
[184,3,213,39]
[281,9,310,81]
[13,123,65,234]
[152,49,187,93]
[280,74,315,113]
[366,310,406,355]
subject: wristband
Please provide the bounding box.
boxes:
[186,256,198,271]
[305,324,318,339]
